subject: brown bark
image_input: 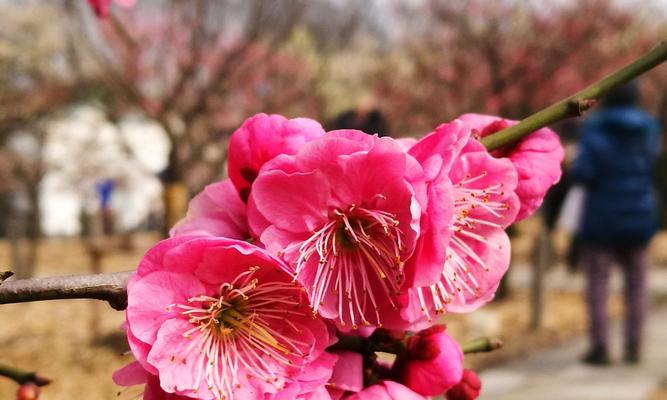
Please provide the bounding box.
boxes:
[0,271,132,310]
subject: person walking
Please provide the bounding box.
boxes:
[573,82,661,365]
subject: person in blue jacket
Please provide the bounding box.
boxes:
[572,82,661,365]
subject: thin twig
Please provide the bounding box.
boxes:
[460,337,504,354]
[0,363,51,386]
[0,271,132,310]
[481,41,667,151]
[0,271,13,284]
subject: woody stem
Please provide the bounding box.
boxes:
[0,271,132,310]
[461,337,504,354]
[0,363,51,386]
[482,41,667,151]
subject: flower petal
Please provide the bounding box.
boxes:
[228,113,325,200]
[409,120,471,180]
[251,170,331,233]
[447,228,511,312]
[458,113,563,221]
[127,271,206,344]
[146,318,209,397]
[170,179,248,239]
[135,236,199,278]
[112,361,148,387]
[329,351,363,392]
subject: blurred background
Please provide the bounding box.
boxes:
[0,0,666,399]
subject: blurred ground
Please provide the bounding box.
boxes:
[1,228,667,399]
[0,234,160,400]
[479,308,667,400]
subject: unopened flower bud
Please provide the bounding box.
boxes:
[446,369,482,400]
[396,325,464,396]
[16,383,40,400]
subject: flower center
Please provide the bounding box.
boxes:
[418,171,510,320]
[283,201,406,328]
[171,267,309,400]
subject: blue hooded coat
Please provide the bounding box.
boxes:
[572,106,661,247]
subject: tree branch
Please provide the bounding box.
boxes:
[461,337,504,354]
[0,271,13,284]
[0,271,132,310]
[0,363,51,386]
[481,41,667,151]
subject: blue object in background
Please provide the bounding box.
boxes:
[572,101,661,247]
[95,179,115,209]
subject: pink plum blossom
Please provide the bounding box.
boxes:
[228,114,325,202]
[329,351,364,393]
[121,237,335,400]
[445,369,482,400]
[116,356,337,400]
[395,137,418,152]
[114,361,190,400]
[395,325,463,396]
[268,351,338,400]
[458,113,564,221]
[247,129,439,330]
[170,179,249,240]
[402,120,519,323]
[343,381,428,400]
[402,121,471,290]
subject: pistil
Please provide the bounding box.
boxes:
[284,201,406,328]
[168,267,307,400]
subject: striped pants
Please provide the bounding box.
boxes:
[583,245,648,350]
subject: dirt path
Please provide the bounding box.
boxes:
[478,307,667,400]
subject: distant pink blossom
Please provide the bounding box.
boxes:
[247,129,436,330]
[396,325,463,396]
[87,0,136,18]
[445,369,482,400]
[120,237,335,400]
[343,381,427,400]
[228,114,325,202]
[170,179,249,240]
[458,113,563,221]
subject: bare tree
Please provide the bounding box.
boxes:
[73,0,377,232]
[0,4,89,277]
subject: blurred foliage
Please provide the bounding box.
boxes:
[373,0,666,136]
[1,0,667,232]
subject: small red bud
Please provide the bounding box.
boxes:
[397,325,464,396]
[407,325,446,360]
[446,369,482,400]
[17,383,41,400]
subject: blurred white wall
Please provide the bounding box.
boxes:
[40,105,169,235]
